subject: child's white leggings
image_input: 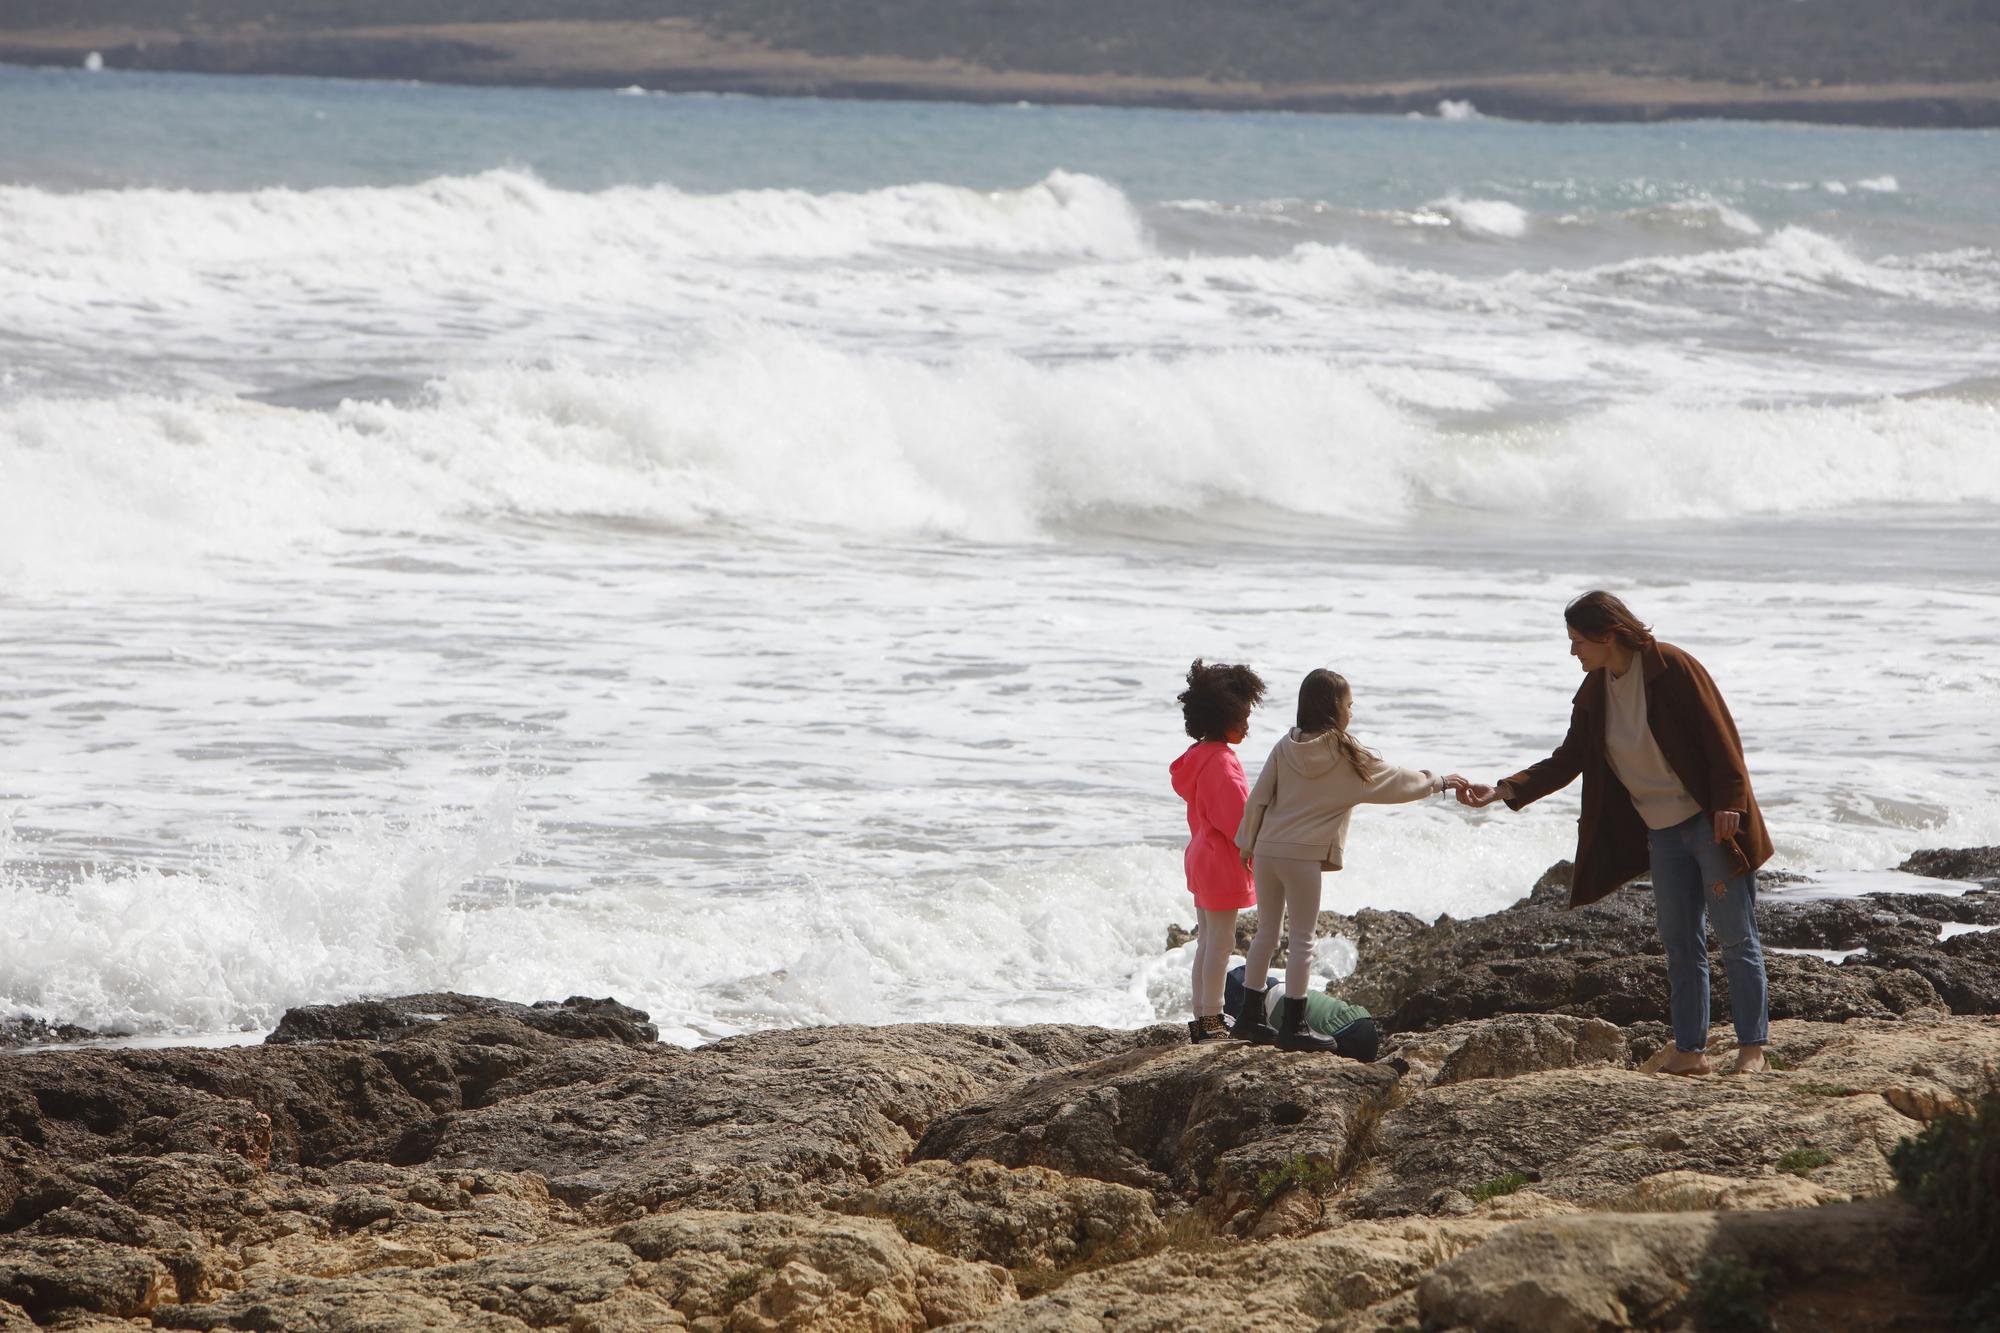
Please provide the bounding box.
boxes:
[1244,853,1324,1000]
[1191,908,1237,1017]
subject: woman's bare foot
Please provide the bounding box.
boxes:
[1659,1049,1713,1076]
[1726,1045,1769,1075]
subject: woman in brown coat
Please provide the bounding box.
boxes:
[1460,591,1773,1075]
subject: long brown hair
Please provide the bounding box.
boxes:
[1564,590,1656,650]
[1296,669,1379,777]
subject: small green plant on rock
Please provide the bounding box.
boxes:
[1255,1154,1334,1203]
[1775,1147,1832,1176]
[1470,1171,1529,1203]
[1689,1254,1773,1333]
[1790,1081,1856,1098]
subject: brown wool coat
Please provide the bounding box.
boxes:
[1502,641,1773,909]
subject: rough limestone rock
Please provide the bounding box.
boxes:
[0,1150,570,1319]
[0,1012,665,1173]
[153,1210,1014,1333]
[1414,1014,1631,1086]
[913,1042,1398,1226]
[418,1023,1173,1216]
[1415,1198,1922,1333]
[950,1216,1507,1333]
[832,1160,1163,1276]
[5,843,1997,1333]
[1762,1013,2000,1121]
[0,1233,177,1319]
[1342,1015,2000,1218]
[1610,1169,1840,1213]
[0,1005,1168,1223]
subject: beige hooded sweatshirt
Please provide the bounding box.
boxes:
[1235,728,1443,870]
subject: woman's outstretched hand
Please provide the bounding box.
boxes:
[1440,773,1470,796]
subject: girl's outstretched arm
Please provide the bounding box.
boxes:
[1356,760,1445,806]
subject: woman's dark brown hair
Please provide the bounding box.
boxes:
[1296,668,1379,777]
[1179,659,1267,742]
[1564,590,1656,650]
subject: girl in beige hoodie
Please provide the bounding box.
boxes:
[1233,669,1464,1052]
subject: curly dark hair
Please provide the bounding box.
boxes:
[1178,659,1267,742]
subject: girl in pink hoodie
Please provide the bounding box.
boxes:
[1170,659,1268,1044]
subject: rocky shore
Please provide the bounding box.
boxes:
[3,7,1999,127]
[3,850,1997,1331]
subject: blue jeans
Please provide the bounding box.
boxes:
[1649,813,1769,1053]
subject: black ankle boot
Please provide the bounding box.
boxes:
[1275,995,1340,1053]
[1231,987,1279,1046]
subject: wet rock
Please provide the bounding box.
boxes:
[832,1159,1163,1275]
[1869,928,2000,1013]
[1359,879,2000,1031]
[1897,845,2000,883]
[267,993,659,1047]
[0,1018,123,1050]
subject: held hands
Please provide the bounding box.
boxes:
[1456,780,1512,809]
[1439,773,1470,797]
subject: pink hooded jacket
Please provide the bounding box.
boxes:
[1170,741,1256,911]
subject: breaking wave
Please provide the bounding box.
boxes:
[0,167,1149,268]
[4,335,1996,591]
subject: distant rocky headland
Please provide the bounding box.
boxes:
[3,0,2000,126]
[2,847,1997,1329]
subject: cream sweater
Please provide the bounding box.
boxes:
[1602,662,1703,830]
[1235,728,1443,870]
